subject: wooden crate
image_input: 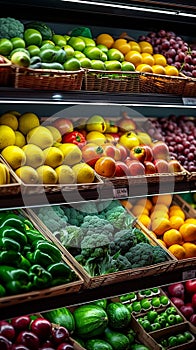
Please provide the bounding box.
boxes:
[26,204,177,289]
[0,55,12,86]
[0,155,21,196]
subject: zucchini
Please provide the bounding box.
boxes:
[106,302,131,330]
[41,62,64,70]
[86,339,113,350]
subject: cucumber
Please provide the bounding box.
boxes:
[106,302,131,330]
[86,339,113,350]
[41,62,64,70]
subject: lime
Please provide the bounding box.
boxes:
[96,44,108,53]
[10,37,25,49]
[91,59,106,70]
[63,45,75,59]
[68,36,86,51]
[24,28,42,47]
[78,57,92,68]
[63,57,81,71]
[121,61,135,71]
[0,38,13,56]
[27,45,40,57]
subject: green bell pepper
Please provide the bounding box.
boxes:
[0,265,31,294]
[132,301,142,313]
[0,213,26,233]
[25,229,45,245]
[0,250,22,266]
[23,218,35,230]
[119,292,136,302]
[176,334,186,344]
[47,262,77,286]
[0,283,6,297]
[0,236,20,251]
[29,264,52,289]
[32,240,62,262]
[166,306,177,315]
[26,249,55,267]
[168,336,178,347]
[167,314,177,325]
[0,226,27,246]
[147,310,158,322]
[151,322,161,331]
[139,319,151,332]
[154,315,166,327]
[175,314,183,324]
[18,255,31,270]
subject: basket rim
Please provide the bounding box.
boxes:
[84,68,140,75]
[140,71,188,81]
[11,64,85,75]
[0,55,11,66]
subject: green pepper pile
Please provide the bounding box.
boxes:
[0,210,78,297]
[159,330,194,348]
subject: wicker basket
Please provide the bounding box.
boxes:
[0,55,12,86]
[83,69,140,93]
[11,65,84,91]
[182,76,196,97]
[139,72,187,96]
[0,156,21,196]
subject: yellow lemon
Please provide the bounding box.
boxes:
[43,146,64,168]
[0,125,16,149]
[0,113,18,130]
[57,143,82,166]
[36,165,58,184]
[26,126,53,150]
[72,162,95,183]
[15,166,39,184]
[86,131,106,145]
[14,131,26,147]
[0,163,10,184]
[22,144,45,168]
[55,164,76,184]
[18,112,40,135]
[1,145,26,169]
[45,125,62,143]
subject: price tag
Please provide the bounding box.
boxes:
[113,187,128,199]
[182,270,196,280]
[182,97,196,105]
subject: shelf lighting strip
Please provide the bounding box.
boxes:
[61,0,196,18]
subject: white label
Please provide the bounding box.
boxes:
[113,188,128,199]
[182,270,196,280]
[182,98,196,105]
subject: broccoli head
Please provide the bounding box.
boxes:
[125,242,154,268]
[132,227,150,244]
[105,206,135,230]
[81,233,110,258]
[109,229,137,255]
[81,215,114,237]
[152,245,168,264]
[0,17,24,39]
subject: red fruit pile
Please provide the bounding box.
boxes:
[146,115,196,172]
[164,280,196,326]
[0,315,74,350]
[138,29,196,77]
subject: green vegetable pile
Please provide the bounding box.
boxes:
[35,200,169,277]
[0,210,78,297]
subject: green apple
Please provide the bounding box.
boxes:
[96,44,108,53]
[105,60,122,70]
[68,36,86,51]
[10,37,25,49]
[91,59,106,70]
[78,36,96,47]
[63,45,75,59]
[78,57,92,68]
[63,57,81,70]
[27,45,40,57]
[107,48,124,62]
[121,61,135,71]
[73,51,86,59]
[83,46,102,60]
[52,34,67,47]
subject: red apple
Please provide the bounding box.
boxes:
[115,143,128,161]
[190,314,196,326]
[118,112,137,132]
[114,161,129,177]
[151,141,170,160]
[144,160,156,174]
[102,143,116,158]
[154,159,169,173]
[127,160,145,176]
[180,303,194,319]
[142,144,154,162]
[168,159,182,173]
[52,118,73,136]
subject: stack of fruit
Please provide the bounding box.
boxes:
[0,161,11,185]
[127,194,196,260]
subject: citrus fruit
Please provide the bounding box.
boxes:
[121,61,135,71]
[15,165,39,184]
[68,36,86,51]
[112,39,131,55]
[0,163,10,185]
[0,113,18,130]
[138,214,151,229]
[96,33,114,49]
[153,54,167,66]
[152,65,166,75]
[1,145,26,169]
[24,29,42,47]
[86,131,106,145]
[150,211,169,221]
[184,218,196,225]
[141,53,155,66]
[169,209,185,220]
[10,37,26,49]
[179,223,196,242]
[14,131,26,148]
[128,41,141,52]
[0,38,13,55]
[55,164,76,184]
[72,162,95,183]
[43,146,64,168]
[163,228,183,246]
[165,65,179,76]
[63,57,81,71]
[151,217,171,236]
[136,198,153,211]
[95,156,116,177]
[139,41,153,54]
[57,143,82,166]
[136,64,153,73]
[36,165,58,184]
[152,194,173,207]
[26,126,54,150]
[182,242,196,258]
[27,45,40,57]
[18,112,40,135]
[151,204,169,213]
[169,215,184,230]
[45,125,62,143]
[125,50,142,66]
[0,125,16,149]
[168,244,186,260]
[169,205,181,213]
[132,205,149,217]
[22,144,44,168]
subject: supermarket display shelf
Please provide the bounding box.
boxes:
[0,263,195,320]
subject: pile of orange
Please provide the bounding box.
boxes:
[130,194,196,260]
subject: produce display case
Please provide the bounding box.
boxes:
[0,155,21,196]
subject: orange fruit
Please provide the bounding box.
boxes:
[184,218,196,225]
[151,217,171,236]
[151,204,169,213]
[169,209,185,220]
[168,244,186,260]
[94,156,116,178]
[96,33,114,49]
[136,64,153,73]
[132,205,149,217]
[179,223,196,242]
[120,199,133,211]
[139,41,153,54]
[138,214,151,229]
[163,228,183,246]
[150,211,169,221]
[165,65,179,76]
[125,50,143,66]
[182,242,196,258]
[141,53,155,66]
[152,65,166,75]
[113,39,131,55]
[136,198,153,211]
[129,41,141,52]
[152,194,173,207]
[153,54,167,66]
[169,215,184,230]
[169,205,181,213]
